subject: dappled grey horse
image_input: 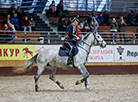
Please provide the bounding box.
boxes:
[13,31,106,92]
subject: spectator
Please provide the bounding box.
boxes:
[11,13,20,30]
[7,4,17,18]
[2,14,16,31]
[30,17,35,31]
[0,24,14,43]
[89,10,97,22]
[84,19,91,32]
[135,12,138,24]
[17,6,25,27]
[49,1,57,17]
[110,18,118,42]
[79,20,85,32]
[102,10,110,26]
[136,28,138,39]
[76,25,82,37]
[127,10,138,26]
[57,17,67,31]
[118,16,126,42]
[97,12,104,26]
[56,1,68,17]
[22,16,32,32]
[90,17,99,31]
[67,17,71,26]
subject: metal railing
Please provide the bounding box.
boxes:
[0,30,138,44]
[0,0,138,12]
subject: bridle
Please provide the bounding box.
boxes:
[78,40,90,54]
[78,32,104,54]
[93,32,104,46]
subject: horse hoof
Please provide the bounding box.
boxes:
[59,84,64,89]
[75,80,81,85]
[35,85,39,92]
[36,88,39,92]
[85,85,90,90]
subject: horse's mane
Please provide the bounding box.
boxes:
[81,32,91,41]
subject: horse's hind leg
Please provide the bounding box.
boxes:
[34,64,45,92]
[49,68,64,89]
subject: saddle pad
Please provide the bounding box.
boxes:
[58,47,79,56]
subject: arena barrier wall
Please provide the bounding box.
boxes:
[0,44,138,75]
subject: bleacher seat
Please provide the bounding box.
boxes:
[98,26,137,39]
[13,32,44,43]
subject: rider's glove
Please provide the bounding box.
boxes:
[76,37,80,40]
[74,35,80,40]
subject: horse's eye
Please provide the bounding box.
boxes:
[97,36,100,38]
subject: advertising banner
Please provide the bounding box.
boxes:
[0,45,35,60]
[88,45,114,62]
[35,45,114,62]
[114,45,138,62]
[1,44,137,62]
[35,45,61,54]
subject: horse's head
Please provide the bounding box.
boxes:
[92,31,106,48]
[80,31,106,49]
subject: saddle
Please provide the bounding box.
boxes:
[58,46,79,56]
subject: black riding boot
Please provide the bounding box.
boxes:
[67,53,73,65]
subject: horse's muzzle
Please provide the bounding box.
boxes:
[101,41,106,48]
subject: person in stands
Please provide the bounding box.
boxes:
[89,10,97,22]
[56,1,68,17]
[90,17,99,31]
[57,17,67,31]
[135,12,138,24]
[11,13,20,30]
[2,14,16,31]
[110,18,118,42]
[22,16,32,32]
[17,6,25,27]
[84,19,91,32]
[30,17,35,31]
[76,25,82,37]
[118,16,126,42]
[7,4,17,18]
[79,20,85,32]
[49,1,57,17]
[0,24,14,43]
[97,12,104,26]
[102,10,110,26]
[67,17,71,26]
[127,10,138,26]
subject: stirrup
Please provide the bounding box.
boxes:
[67,59,73,65]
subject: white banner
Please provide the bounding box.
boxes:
[35,45,138,62]
[114,45,138,62]
[88,45,114,62]
[35,45,61,54]
[35,45,114,62]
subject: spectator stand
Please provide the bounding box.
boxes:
[48,11,131,25]
[98,26,138,43]
[0,30,44,43]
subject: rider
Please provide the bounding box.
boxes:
[63,16,79,65]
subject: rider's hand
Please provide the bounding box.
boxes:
[76,37,80,40]
[74,35,80,40]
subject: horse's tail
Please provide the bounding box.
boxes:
[13,53,38,74]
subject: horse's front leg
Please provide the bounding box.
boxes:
[75,64,89,89]
[49,68,64,89]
